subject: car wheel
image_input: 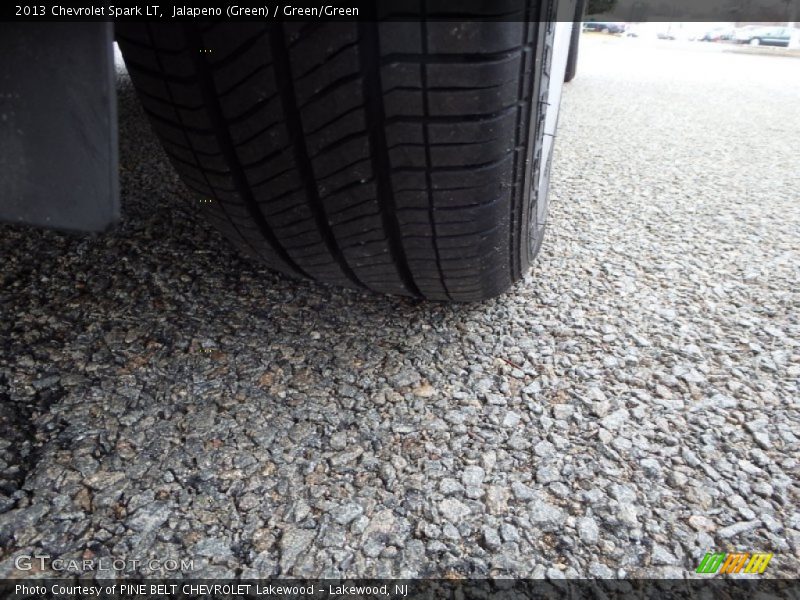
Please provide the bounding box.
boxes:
[601,27,609,33]
[116,15,566,302]
[750,38,761,46]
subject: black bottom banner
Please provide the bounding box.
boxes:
[2,579,799,600]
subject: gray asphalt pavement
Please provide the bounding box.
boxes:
[1,35,798,578]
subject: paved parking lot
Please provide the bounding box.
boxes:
[1,35,798,578]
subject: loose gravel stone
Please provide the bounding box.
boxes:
[511,481,537,501]
[651,544,678,566]
[279,529,316,574]
[332,503,363,526]
[640,459,662,479]
[534,440,556,458]
[500,523,520,543]
[718,520,762,539]
[485,486,509,515]
[529,502,565,529]
[578,517,600,545]
[439,478,464,496]
[439,498,471,523]
[601,409,629,430]
[536,465,561,484]
[482,526,502,551]
[461,466,485,487]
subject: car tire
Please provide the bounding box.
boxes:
[116,16,563,302]
[750,38,761,46]
[564,0,585,83]
[564,24,580,82]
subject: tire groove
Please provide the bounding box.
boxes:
[269,22,366,290]
[206,26,268,71]
[309,129,367,160]
[320,178,375,200]
[298,71,363,110]
[385,80,519,93]
[420,9,452,299]
[217,62,271,99]
[295,39,360,81]
[316,155,372,183]
[358,20,422,298]
[183,24,310,279]
[387,152,517,173]
[164,137,295,181]
[160,137,223,159]
[141,101,284,147]
[381,48,527,64]
[387,138,503,150]
[510,16,531,280]
[123,56,198,84]
[306,104,364,136]
[134,85,207,111]
[138,24,264,264]
[386,104,520,124]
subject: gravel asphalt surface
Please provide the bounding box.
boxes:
[1,36,798,579]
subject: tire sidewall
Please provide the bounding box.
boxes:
[526,18,571,264]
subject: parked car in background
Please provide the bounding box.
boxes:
[623,23,660,39]
[734,26,792,46]
[583,21,625,34]
[733,25,761,40]
[699,27,736,42]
